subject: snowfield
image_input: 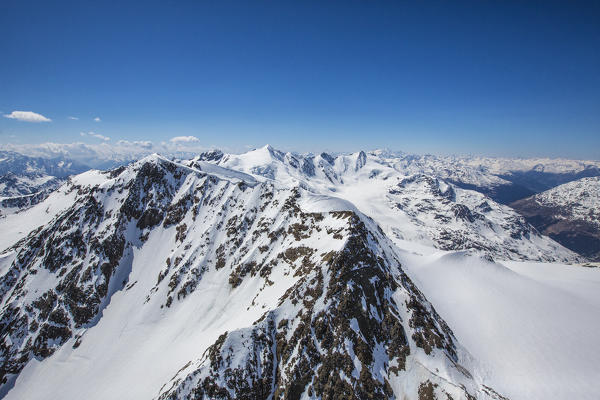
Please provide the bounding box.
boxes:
[400,249,600,400]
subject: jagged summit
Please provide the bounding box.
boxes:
[184,146,579,263]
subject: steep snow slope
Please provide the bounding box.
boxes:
[0,155,504,399]
[194,146,579,263]
[511,177,600,260]
[401,250,600,400]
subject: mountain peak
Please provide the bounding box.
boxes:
[136,152,165,164]
[355,150,367,171]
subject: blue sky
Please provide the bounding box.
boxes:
[1,0,599,158]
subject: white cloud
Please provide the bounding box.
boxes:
[80,131,110,141]
[94,117,101,122]
[170,135,200,143]
[68,116,79,120]
[4,111,51,123]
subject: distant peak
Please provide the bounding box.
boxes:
[252,144,284,161]
[355,150,367,171]
[320,152,336,165]
[196,149,224,162]
[257,144,276,155]
[139,153,163,163]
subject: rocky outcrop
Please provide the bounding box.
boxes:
[157,212,505,400]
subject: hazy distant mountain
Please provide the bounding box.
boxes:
[0,150,89,194]
[0,142,203,170]
[0,151,91,216]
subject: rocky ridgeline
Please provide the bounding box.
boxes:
[0,155,508,399]
[192,147,579,263]
[0,156,187,385]
[157,210,507,400]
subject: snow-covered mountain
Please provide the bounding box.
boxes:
[0,147,597,400]
[461,155,600,176]
[183,146,600,205]
[511,177,600,261]
[0,155,510,399]
[0,172,61,199]
[0,151,89,185]
[187,145,579,263]
[424,155,600,201]
[0,151,91,216]
[3,143,599,204]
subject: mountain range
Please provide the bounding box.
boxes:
[0,146,598,399]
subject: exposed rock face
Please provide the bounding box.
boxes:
[157,212,503,400]
[511,177,600,261]
[0,156,183,385]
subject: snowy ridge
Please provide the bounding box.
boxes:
[3,144,599,203]
[0,155,507,399]
[193,146,579,263]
